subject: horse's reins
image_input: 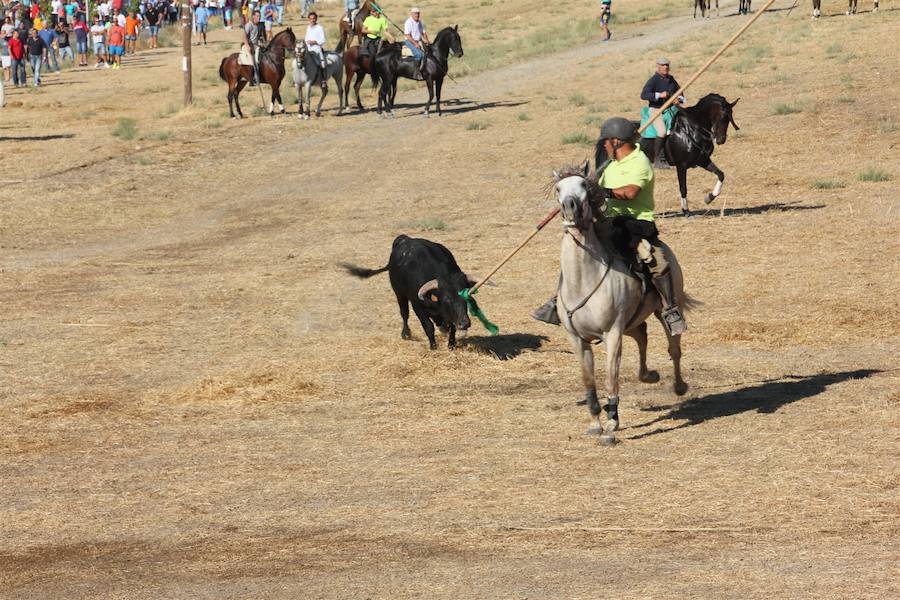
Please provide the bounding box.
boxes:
[559,228,613,325]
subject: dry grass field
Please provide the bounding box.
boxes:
[2,0,899,597]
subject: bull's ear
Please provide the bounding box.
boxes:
[581,159,590,177]
[453,24,458,31]
[730,97,740,107]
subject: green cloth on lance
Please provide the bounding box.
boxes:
[458,288,499,336]
[640,105,679,139]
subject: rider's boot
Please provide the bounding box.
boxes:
[413,53,426,81]
[653,136,670,169]
[652,269,687,336]
[531,296,561,326]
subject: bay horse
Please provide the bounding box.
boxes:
[337,0,373,50]
[636,93,739,216]
[371,25,463,118]
[341,42,379,111]
[553,162,690,445]
[292,40,346,119]
[694,0,719,18]
[218,28,296,118]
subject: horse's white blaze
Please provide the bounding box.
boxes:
[557,176,589,226]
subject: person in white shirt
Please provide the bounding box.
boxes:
[403,7,429,80]
[304,11,327,86]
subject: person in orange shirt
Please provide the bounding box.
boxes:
[124,12,140,55]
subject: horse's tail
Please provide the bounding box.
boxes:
[339,262,390,279]
[218,57,227,81]
[681,292,703,312]
[335,32,346,54]
[370,60,381,89]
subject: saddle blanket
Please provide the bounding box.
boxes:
[239,44,253,66]
[640,105,678,139]
[401,44,413,58]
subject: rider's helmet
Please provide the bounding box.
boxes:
[599,117,637,143]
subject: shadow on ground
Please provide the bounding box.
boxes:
[658,202,826,219]
[626,368,882,439]
[0,133,76,142]
[461,332,547,360]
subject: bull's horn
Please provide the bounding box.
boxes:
[417,279,440,300]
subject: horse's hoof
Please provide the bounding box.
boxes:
[639,370,660,384]
[704,193,715,205]
[599,433,618,446]
[604,419,620,434]
[674,381,689,396]
[585,423,601,436]
[681,209,691,218]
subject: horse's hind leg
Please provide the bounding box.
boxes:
[656,313,688,396]
[627,321,660,384]
[423,77,434,117]
[316,84,326,117]
[234,80,248,118]
[227,83,236,118]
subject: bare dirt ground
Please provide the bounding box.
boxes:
[1,1,899,598]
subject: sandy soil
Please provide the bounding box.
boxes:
[1,2,899,598]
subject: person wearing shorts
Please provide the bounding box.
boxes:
[263,0,275,37]
[125,11,139,54]
[72,16,89,65]
[145,2,161,49]
[90,17,108,67]
[194,1,209,45]
[107,18,125,68]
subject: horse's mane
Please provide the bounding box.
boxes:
[550,165,605,212]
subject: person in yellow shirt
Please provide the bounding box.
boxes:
[360,6,393,57]
[533,117,687,335]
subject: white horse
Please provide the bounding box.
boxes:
[292,41,346,120]
[554,162,691,445]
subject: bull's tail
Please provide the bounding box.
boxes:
[339,262,390,279]
[218,57,227,81]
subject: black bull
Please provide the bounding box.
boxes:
[340,235,480,350]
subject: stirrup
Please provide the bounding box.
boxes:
[531,298,560,326]
[661,306,687,336]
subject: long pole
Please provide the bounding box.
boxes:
[468,0,780,293]
[181,1,192,106]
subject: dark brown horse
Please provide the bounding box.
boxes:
[337,0,373,50]
[218,28,296,119]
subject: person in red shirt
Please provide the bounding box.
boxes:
[8,29,25,86]
[107,20,125,69]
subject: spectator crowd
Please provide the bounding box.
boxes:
[1,0,258,87]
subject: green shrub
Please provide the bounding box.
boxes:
[857,168,891,182]
[466,121,489,131]
[562,131,592,145]
[773,103,801,115]
[516,113,530,121]
[810,179,845,190]
[111,118,138,140]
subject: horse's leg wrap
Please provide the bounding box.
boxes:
[603,395,619,423]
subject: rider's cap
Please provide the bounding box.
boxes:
[410,7,421,13]
[599,117,638,142]
[656,57,670,65]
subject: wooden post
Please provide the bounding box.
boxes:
[181,1,192,106]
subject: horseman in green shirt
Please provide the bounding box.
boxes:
[360,6,393,57]
[533,117,687,335]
